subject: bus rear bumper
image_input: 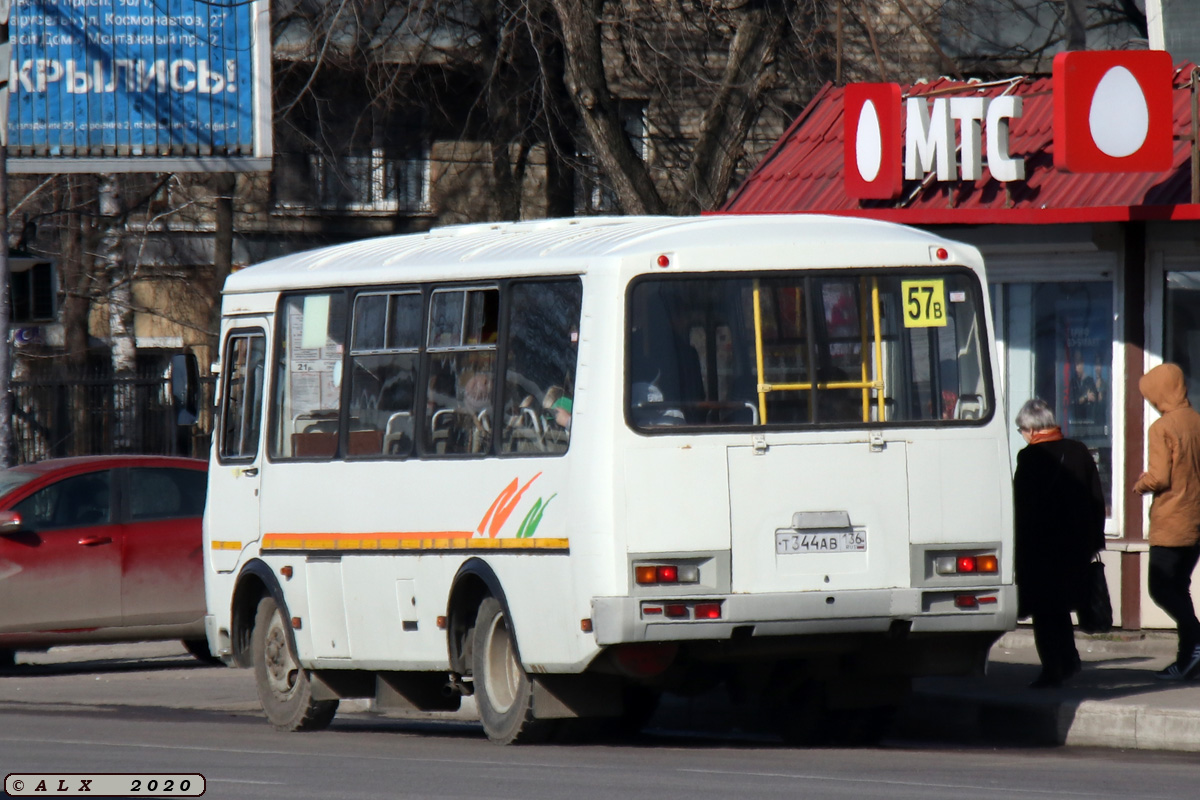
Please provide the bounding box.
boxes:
[591,585,1017,646]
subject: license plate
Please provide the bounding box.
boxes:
[775,529,866,554]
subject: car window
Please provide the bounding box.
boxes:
[13,471,112,529]
[0,469,36,498]
[129,468,208,522]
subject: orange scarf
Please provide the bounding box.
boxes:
[1029,426,1064,444]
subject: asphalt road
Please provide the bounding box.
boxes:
[2,644,1199,800]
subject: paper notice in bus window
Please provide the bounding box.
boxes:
[291,372,322,410]
[901,280,948,328]
[302,295,332,349]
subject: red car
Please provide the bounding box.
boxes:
[0,455,210,667]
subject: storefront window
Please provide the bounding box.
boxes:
[998,281,1113,514]
[1165,271,1200,403]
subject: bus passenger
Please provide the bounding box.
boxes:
[542,386,572,430]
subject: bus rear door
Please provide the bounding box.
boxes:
[727,440,910,595]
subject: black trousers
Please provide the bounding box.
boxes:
[1031,607,1080,678]
[1148,544,1200,660]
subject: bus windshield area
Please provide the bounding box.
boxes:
[628,270,992,430]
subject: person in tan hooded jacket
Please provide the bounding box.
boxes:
[1135,363,1200,680]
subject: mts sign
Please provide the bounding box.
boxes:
[843,51,1176,201]
[904,95,1024,183]
[844,85,1023,200]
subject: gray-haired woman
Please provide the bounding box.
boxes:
[1013,398,1106,688]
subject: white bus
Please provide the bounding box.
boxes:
[200,214,1015,745]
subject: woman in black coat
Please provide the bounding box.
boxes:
[1014,398,1107,688]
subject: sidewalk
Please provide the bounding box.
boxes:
[898,628,1200,752]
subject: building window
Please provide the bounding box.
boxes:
[576,99,648,214]
[275,149,431,214]
[9,259,55,323]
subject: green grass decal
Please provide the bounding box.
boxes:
[517,493,557,538]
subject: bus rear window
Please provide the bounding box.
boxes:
[627,271,992,430]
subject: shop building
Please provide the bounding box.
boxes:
[722,54,1200,631]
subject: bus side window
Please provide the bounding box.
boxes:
[270,293,347,460]
[348,291,420,458]
[424,288,499,456]
[501,280,583,455]
[219,332,266,461]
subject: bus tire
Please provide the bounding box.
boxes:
[0,649,14,669]
[252,595,338,732]
[472,596,554,745]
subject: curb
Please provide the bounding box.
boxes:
[900,686,1200,752]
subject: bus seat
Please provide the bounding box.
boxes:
[292,431,337,458]
[954,394,983,420]
[384,412,414,455]
[505,406,545,452]
[348,429,384,456]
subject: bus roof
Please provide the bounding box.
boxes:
[223,214,977,295]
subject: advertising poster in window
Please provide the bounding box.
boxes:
[1057,299,1110,438]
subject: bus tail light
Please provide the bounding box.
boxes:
[635,563,700,585]
[641,600,724,620]
[935,553,999,575]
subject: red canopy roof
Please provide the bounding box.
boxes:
[722,67,1200,224]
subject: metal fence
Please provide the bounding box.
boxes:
[11,371,215,464]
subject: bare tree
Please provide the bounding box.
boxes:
[941,0,1150,75]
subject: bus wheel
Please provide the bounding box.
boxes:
[0,649,14,669]
[252,596,338,732]
[472,596,554,745]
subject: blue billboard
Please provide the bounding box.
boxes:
[7,0,270,171]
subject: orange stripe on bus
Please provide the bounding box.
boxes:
[259,534,569,552]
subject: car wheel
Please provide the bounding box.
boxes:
[472,596,554,745]
[182,639,224,666]
[252,595,337,731]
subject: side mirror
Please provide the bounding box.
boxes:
[171,353,200,427]
[0,510,25,535]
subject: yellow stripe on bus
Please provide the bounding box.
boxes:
[260,533,569,553]
[210,540,242,550]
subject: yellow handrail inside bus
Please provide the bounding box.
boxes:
[752,280,768,424]
[752,277,886,424]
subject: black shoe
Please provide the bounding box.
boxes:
[1155,662,1189,681]
[1183,645,1200,679]
[1157,645,1200,681]
[1029,672,1063,689]
[1064,655,1082,680]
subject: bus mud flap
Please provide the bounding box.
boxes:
[374,672,463,712]
[531,674,623,719]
